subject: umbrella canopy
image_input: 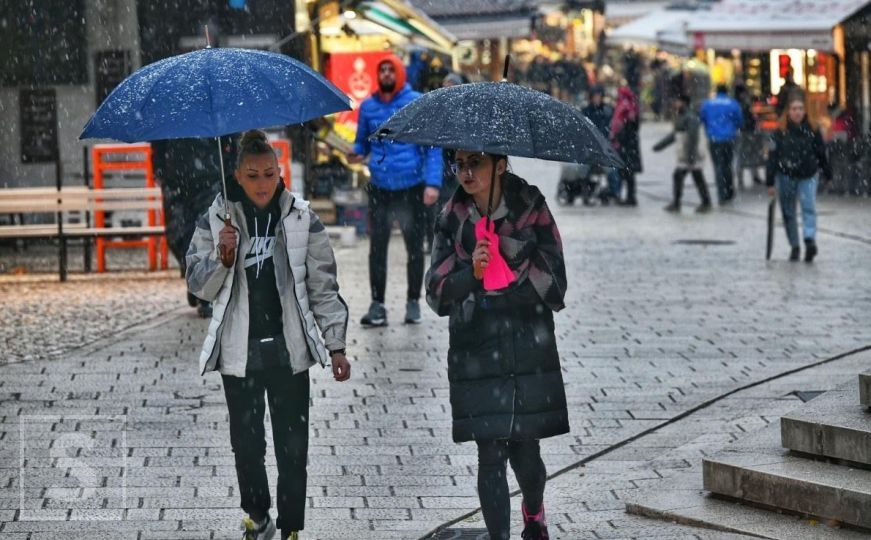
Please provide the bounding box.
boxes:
[371,81,623,168]
[80,47,351,142]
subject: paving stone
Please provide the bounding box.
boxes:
[2,121,871,538]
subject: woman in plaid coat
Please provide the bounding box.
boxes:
[425,150,569,540]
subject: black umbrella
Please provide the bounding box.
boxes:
[373,57,622,278]
[372,81,623,171]
[766,195,776,260]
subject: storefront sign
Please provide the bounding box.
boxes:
[325,51,394,134]
[19,88,59,164]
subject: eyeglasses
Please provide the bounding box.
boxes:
[449,157,490,177]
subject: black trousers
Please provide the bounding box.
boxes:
[673,168,711,205]
[709,141,735,202]
[477,439,547,540]
[222,368,310,532]
[368,183,426,303]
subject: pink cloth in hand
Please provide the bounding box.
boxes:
[474,218,516,291]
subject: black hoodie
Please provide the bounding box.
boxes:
[229,178,285,341]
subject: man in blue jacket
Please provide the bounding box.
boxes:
[349,54,442,327]
[700,84,743,204]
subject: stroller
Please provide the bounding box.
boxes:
[556,162,610,206]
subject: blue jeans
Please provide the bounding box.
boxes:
[606,168,622,199]
[776,174,818,248]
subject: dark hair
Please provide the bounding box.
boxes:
[676,94,691,105]
[716,84,729,95]
[236,129,276,169]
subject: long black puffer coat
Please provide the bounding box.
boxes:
[426,173,570,442]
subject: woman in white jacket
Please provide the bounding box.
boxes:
[186,130,351,540]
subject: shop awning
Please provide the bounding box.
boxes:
[608,8,693,51]
[435,16,534,41]
[409,0,536,41]
[605,1,672,27]
[687,0,869,52]
[355,0,457,54]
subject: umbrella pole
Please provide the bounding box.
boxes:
[485,159,497,220]
[216,136,231,224]
[474,160,498,281]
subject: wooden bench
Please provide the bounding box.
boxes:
[0,186,167,280]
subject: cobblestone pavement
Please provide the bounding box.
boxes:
[1,122,869,539]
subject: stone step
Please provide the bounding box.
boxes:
[627,479,870,540]
[860,372,871,408]
[703,421,871,529]
[780,383,871,466]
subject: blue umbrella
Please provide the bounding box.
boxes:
[80,47,351,220]
[80,47,349,141]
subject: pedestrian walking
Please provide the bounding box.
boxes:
[766,98,831,262]
[775,68,805,117]
[348,54,443,327]
[152,136,234,318]
[610,84,642,206]
[734,84,765,187]
[186,130,351,540]
[700,84,743,204]
[658,94,712,213]
[426,150,569,540]
[581,85,619,204]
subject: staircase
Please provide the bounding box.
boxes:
[702,372,871,529]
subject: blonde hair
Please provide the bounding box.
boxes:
[236,129,276,169]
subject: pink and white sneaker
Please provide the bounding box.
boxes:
[521,503,549,539]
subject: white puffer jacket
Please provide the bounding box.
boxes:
[186,189,348,377]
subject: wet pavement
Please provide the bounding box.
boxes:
[1,121,869,539]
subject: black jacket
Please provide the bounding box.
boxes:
[426,174,569,442]
[766,122,831,186]
[582,103,614,139]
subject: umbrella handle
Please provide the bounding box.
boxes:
[218,216,236,267]
[474,260,484,280]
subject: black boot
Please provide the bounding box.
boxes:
[804,238,817,262]
[789,247,801,261]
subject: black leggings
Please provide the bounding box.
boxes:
[673,168,711,205]
[222,368,310,532]
[367,183,426,303]
[477,439,547,540]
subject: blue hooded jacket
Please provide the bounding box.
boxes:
[700,92,743,143]
[354,81,442,191]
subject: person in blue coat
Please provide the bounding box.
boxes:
[700,84,743,204]
[349,54,443,327]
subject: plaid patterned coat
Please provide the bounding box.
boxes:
[425,172,569,442]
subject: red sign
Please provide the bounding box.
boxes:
[693,32,705,50]
[325,51,394,131]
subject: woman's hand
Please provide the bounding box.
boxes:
[218,225,237,268]
[767,186,776,198]
[331,352,351,382]
[472,239,491,271]
[423,187,440,206]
